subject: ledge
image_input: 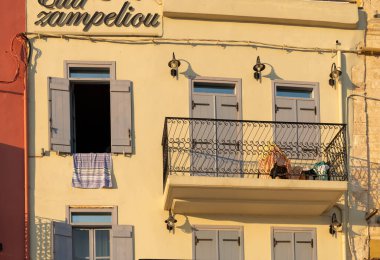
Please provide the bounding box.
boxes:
[164,175,347,216]
[163,0,358,29]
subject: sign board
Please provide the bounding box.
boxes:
[29,0,162,36]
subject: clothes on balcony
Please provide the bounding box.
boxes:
[72,153,113,188]
[258,144,292,176]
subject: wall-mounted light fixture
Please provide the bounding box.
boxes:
[329,63,342,86]
[164,209,177,231]
[253,56,266,82]
[329,213,342,235]
[168,52,181,77]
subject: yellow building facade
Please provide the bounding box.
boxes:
[26,0,366,259]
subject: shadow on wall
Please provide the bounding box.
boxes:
[348,157,380,260]
[33,216,54,260]
[0,143,25,260]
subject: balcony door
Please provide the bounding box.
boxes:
[273,81,320,159]
[190,78,242,177]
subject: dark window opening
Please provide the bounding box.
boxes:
[73,83,110,153]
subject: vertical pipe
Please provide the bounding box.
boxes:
[23,35,30,260]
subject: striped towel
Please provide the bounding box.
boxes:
[72,153,113,189]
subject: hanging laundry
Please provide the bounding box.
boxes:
[72,153,113,188]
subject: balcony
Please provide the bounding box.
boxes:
[162,117,347,216]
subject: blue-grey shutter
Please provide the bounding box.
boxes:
[215,96,241,177]
[110,80,133,154]
[273,231,294,260]
[49,77,71,153]
[296,100,319,159]
[53,221,72,260]
[191,94,216,176]
[113,225,134,260]
[218,230,242,260]
[275,98,297,158]
[194,230,218,260]
[295,232,314,260]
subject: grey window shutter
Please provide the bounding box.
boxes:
[296,100,319,159]
[295,232,314,260]
[110,80,133,154]
[215,96,242,177]
[49,77,71,153]
[194,230,218,260]
[191,95,216,176]
[218,230,241,260]
[113,225,134,260]
[273,231,294,260]
[275,98,297,157]
[53,221,72,260]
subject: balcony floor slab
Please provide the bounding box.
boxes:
[163,175,347,216]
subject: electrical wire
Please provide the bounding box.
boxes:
[0,33,31,85]
[25,32,362,54]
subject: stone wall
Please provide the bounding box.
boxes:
[349,1,380,259]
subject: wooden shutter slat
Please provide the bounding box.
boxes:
[110,80,133,154]
[49,77,71,153]
[113,225,134,260]
[53,222,72,260]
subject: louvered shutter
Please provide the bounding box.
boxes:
[296,100,319,159]
[49,77,72,153]
[215,96,242,177]
[110,80,133,154]
[275,98,297,158]
[295,232,314,260]
[194,230,218,260]
[191,94,216,176]
[273,231,294,260]
[218,230,241,260]
[113,225,134,260]
[53,222,72,260]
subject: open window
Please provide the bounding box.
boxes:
[48,61,133,154]
[52,207,134,260]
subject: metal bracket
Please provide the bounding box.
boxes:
[223,237,241,246]
[195,236,213,246]
[221,103,239,111]
[273,238,291,247]
[296,238,314,248]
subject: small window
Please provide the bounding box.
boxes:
[194,82,235,95]
[49,61,133,154]
[53,207,134,260]
[69,67,111,79]
[276,86,312,98]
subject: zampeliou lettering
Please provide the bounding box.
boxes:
[35,1,160,32]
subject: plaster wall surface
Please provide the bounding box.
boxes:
[0,0,26,259]
[26,1,364,259]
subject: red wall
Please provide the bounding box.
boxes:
[0,0,26,259]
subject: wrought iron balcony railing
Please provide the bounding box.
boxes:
[162,117,347,188]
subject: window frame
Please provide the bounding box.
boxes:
[270,227,318,260]
[192,225,245,260]
[64,61,116,81]
[67,206,117,260]
[189,76,243,120]
[67,206,118,227]
[271,80,320,122]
